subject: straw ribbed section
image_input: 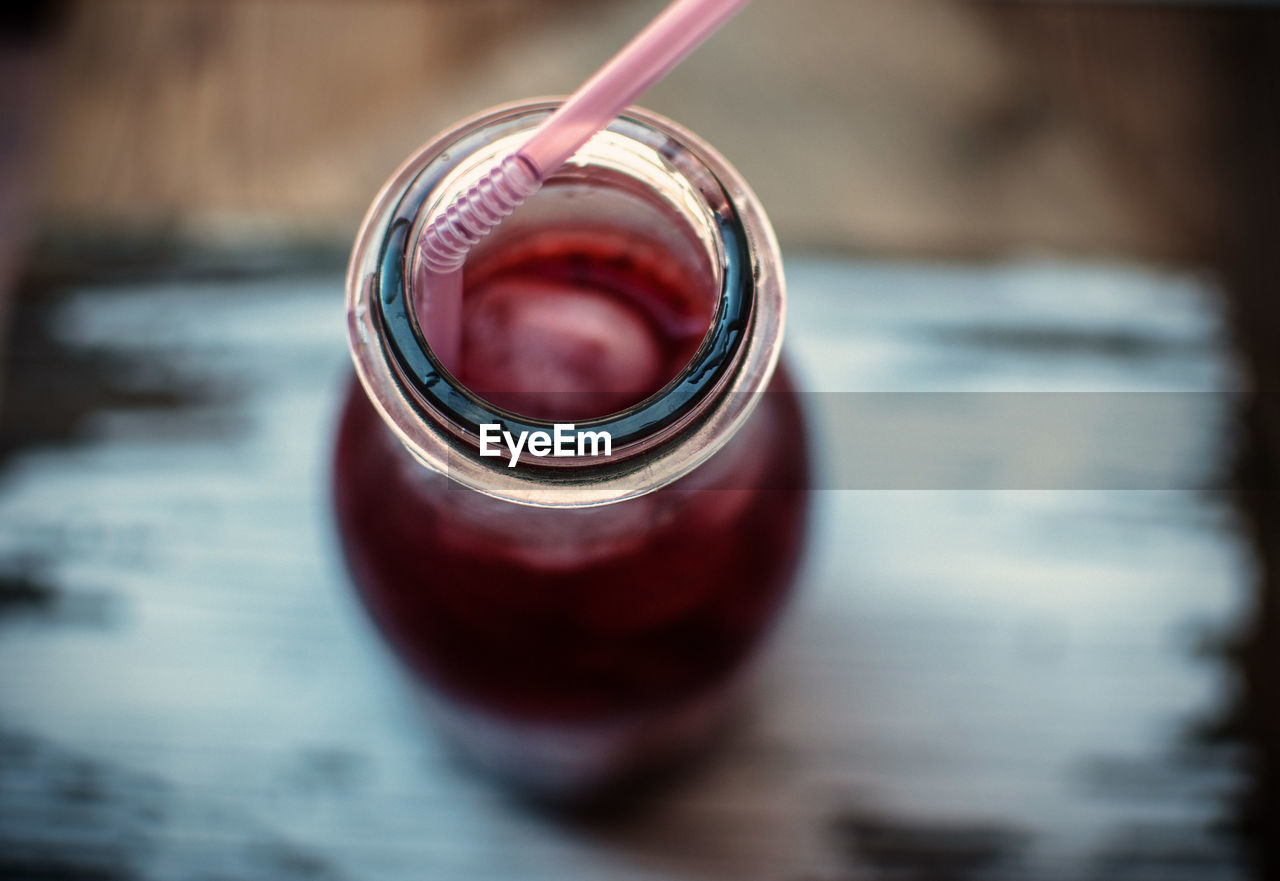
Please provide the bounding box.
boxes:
[419,154,541,273]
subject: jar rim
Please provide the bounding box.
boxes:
[346,100,786,507]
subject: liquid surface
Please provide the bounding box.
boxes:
[457,230,714,420]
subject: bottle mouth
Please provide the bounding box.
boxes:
[346,100,784,507]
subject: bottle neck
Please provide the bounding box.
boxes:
[346,102,785,507]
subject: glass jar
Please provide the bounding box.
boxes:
[334,100,809,798]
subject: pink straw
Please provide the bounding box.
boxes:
[418,0,751,372]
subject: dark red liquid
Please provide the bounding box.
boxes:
[454,228,715,421]
[333,231,810,728]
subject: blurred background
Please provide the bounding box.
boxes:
[1,0,1238,258]
[1,1,1277,879]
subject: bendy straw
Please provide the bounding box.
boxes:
[418,0,750,370]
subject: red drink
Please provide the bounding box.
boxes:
[335,229,808,720]
[336,102,808,795]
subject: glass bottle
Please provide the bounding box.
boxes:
[334,100,809,798]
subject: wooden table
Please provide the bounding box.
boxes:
[0,254,1255,879]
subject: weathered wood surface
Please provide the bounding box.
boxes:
[0,257,1256,879]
